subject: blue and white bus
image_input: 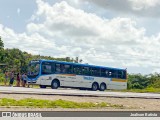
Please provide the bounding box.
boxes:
[27,59,127,91]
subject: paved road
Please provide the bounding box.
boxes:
[0,86,160,99]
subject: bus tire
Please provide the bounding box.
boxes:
[51,79,60,89]
[99,83,106,91]
[92,82,99,91]
[40,85,46,88]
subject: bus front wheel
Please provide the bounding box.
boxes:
[51,80,60,89]
[99,83,106,91]
[92,82,99,91]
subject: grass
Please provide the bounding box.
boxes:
[0,98,124,109]
[121,87,160,93]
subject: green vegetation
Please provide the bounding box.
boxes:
[0,36,4,49]
[0,48,78,72]
[122,87,160,93]
[126,73,160,93]
[0,73,5,83]
[0,37,4,62]
[0,98,123,109]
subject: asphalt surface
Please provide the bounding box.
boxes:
[0,86,160,99]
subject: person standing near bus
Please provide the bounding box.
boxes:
[24,73,28,87]
[4,71,8,86]
[21,73,24,87]
[16,73,20,87]
[9,71,14,87]
[22,73,27,87]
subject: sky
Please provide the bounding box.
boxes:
[0,0,160,74]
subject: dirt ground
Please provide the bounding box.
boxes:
[0,93,160,111]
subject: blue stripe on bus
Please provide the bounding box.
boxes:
[38,59,126,70]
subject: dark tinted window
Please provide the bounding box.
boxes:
[101,69,118,78]
[60,64,66,73]
[118,70,126,79]
[82,66,90,75]
[55,64,72,73]
[73,65,82,75]
[123,70,127,79]
[91,67,101,77]
[63,64,72,74]
[55,64,61,73]
[101,68,110,77]
[41,62,54,75]
[110,70,118,78]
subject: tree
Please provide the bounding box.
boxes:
[0,36,4,49]
[0,36,4,61]
[74,57,83,63]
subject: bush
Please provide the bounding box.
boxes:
[150,80,160,88]
[127,73,160,89]
[0,73,5,82]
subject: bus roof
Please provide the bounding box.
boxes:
[32,59,126,71]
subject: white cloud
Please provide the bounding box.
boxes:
[130,0,160,9]
[81,0,160,17]
[1,0,160,74]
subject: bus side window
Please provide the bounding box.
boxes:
[123,70,127,79]
[110,70,118,78]
[64,64,72,74]
[41,62,53,75]
[82,67,90,76]
[118,70,123,79]
[51,63,55,73]
[73,65,77,74]
[42,65,46,74]
[73,65,82,75]
[91,67,100,77]
[118,70,127,79]
[101,68,109,77]
[60,64,66,73]
[105,70,109,77]
[55,64,61,73]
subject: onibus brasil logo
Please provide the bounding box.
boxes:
[1,112,42,117]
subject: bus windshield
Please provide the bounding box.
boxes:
[27,62,40,78]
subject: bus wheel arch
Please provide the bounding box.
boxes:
[99,82,106,91]
[91,82,99,91]
[51,79,60,89]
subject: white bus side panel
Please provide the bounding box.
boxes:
[108,81,127,90]
[35,74,127,90]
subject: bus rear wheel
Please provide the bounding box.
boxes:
[92,83,99,91]
[99,83,106,91]
[51,80,60,89]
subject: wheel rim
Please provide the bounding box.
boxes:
[101,84,106,90]
[93,84,97,90]
[53,82,58,88]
